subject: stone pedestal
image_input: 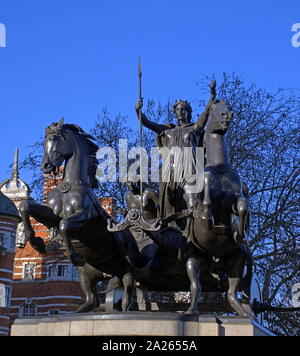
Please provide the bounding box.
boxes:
[11,313,274,336]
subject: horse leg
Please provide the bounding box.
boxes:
[202,171,213,216]
[227,277,248,317]
[226,249,248,317]
[192,171,213,255]
[186,257,201,314]
[59,215,88,266]
[234,197,249,243]
[75,263,103,313]
[241,248,253,302]
[199,171,214,230]
[19,200,60,254]
[121,271,134,311]
[227,172,249,243]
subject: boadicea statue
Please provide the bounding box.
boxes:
[19,84,300,318]
[19,88,254,317]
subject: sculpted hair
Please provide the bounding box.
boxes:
[65,124,100,189]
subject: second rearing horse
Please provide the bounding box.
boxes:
[186,101,252,316]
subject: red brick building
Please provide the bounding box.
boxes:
[0,192,21,336]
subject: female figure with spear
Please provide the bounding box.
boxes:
[135,78,216,236]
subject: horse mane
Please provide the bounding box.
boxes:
[64,124,99,189]
[209,100,230,113]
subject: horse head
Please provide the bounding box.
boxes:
[41,118,99,188]
[206,101,233,135]
[41,118,74,175]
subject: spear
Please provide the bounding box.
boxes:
[138,57,144,215]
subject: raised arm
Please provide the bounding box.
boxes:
[194,80,217,132]
[135,99,168,135]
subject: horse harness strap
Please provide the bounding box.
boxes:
[56,182,90,194]
[57,182,72,193]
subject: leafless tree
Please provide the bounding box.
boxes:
[198,73,300,335]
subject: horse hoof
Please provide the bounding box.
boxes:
[122,304,131,312]
[238,312,250,318]
[75,303,94,313]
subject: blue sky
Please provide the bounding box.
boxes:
[0,0,299,184]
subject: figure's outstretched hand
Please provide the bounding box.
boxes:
[209,80,217,98]
[135,98,144,113]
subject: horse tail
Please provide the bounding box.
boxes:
[241,245,253,299]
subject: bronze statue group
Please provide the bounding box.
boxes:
[19,80,254,317]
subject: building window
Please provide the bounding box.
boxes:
[7,233,16,251]
[20,302,37,318]
[5,285,12,308]
[49,309,60,316]
[0,284,11,308]
[0,232,8,254]
[57,265,68,277]
[23,263,36,280]
[48,265,56,279]
[0,231,16,253]
[48,264,70,280]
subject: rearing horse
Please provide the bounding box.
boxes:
[20,119,138,312]
[186,101,252,316]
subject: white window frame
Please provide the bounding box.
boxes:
[0,283,11,307]
[4,285,12,308]
[19,302,37,318]
[47,264,71,281]
[23,263,36,281]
